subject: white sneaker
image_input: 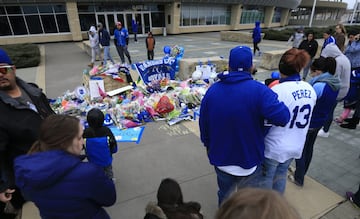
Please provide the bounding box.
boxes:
[317,128,329,138]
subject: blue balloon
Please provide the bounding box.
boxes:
[163,46,171,55]
[271,71,280,79]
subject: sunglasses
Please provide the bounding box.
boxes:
[0,65,14,74]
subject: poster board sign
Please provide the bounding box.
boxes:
[109,126,145,144]
[89,78,105,100]
[134,56,177,84]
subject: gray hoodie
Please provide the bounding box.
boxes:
[88,26,100,48]
[321,44,351,100]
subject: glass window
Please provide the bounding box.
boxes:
[272,8,281,23]
[6,6,22,14]
[54,5,66,13]
[0,16,12,35]
[9,16,27,35]
[41,15,57,33]
[151,12,165,27]
[0,7,5,15]
[23,6,38,14]
[56,14,70,32]
[240,6,265,24]
[77,4,95,13]
[190,7,198,26]
[181,4,230,26]
[25,15,43,34]
[38,5,53,13]
[79,14,96,31]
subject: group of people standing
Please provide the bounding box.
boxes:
[200,23,360,208]
[88,20,157,68]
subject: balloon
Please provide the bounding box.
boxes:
[163,46,171,55]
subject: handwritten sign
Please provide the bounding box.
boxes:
[109,126,145,144]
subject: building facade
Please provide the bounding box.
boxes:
[289,0,348,26]
[0,0,302,45]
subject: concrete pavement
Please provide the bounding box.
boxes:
[15,32,360,219]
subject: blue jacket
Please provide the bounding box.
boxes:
[344,40,360,69]
[252,21,261,43]
[322,35,336,49]
[14,150,116,219]
[132,20,138,33]
[114,27,129,46]
[99,28,111,46]
[309,73,340,128]
[199,71,290,169]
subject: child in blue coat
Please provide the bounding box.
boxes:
[84,108,117,179]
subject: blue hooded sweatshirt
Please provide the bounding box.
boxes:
[14,150,116,219]
[309,72,340,128]
[252,21,262,43]
[199,71,290,169]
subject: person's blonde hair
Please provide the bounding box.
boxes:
[336,23,347,35]
[215,188,300,219]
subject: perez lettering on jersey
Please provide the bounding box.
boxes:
[292,89,312,100]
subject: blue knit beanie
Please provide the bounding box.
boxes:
[229,46,252,72]
[0,49,13,65]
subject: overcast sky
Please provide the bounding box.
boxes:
[343,0,357,9]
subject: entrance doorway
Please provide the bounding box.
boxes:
[96,12,151,37]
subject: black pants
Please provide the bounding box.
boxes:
[354,184,360,206]
[253,42,260,54]
[147,50,154,60]
[116,45,132,64]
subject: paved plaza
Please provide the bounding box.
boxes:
[15,32,360,219]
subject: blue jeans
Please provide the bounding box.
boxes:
[103,46,114,65]
[262,158,292,194]
[295,128,321,185]
[215,165,262,206]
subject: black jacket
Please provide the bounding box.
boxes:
[299,39,319,58]
[0,78,54,192]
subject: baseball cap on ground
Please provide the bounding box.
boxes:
[229,46,252,72]
[0,49,13,65]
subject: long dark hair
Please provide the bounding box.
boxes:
[157,178,203,219]
[28,114,80,154]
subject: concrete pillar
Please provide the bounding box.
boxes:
[165,1,181,34]
[280,9,291,26]
[230,4,242,30]
[66,1,82,41]
[263,6,275,28]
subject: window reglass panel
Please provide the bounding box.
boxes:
[22,6,38,14]
[79,14,96,31]
[41,15,57,33]
[53,5,66,13]
[9,16,27,35]
[56,14,70,32]
[0,7,6,15]
[38,5,53,13]
[26,15,43,34]
[0,16,12,35]
[6,6,22,14]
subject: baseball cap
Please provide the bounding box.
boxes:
[229,46,253,72]
[0,49,13,65]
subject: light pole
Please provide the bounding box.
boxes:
[350,0,359,24]
[309,0,317,27]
